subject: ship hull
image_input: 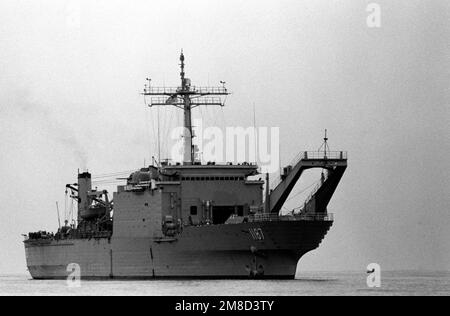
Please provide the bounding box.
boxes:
[25,220,332,279]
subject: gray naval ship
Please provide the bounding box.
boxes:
[24,52,347,279]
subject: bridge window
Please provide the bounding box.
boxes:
[190,206,198,215]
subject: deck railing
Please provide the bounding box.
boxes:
[248,213,333,222]
[25,230,112,242]
[143,86,228,95]
[289,151,347,167]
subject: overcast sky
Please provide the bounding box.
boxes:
[0,0,449,274]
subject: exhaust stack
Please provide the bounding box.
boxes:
[77,172,92,223]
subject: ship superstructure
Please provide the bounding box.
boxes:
[24,52,347,279]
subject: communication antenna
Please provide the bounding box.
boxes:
[56,201,61,230]
[253,103,257,165]
[157,103,161,163]
[142,50,230,165]
[318,129,330,159]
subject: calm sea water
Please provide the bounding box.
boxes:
[0,271,448,296]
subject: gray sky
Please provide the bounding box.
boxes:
[0,0,449,274]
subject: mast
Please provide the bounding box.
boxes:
[179,51,193,163]
[143,51,230,165]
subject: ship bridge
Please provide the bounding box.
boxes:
[157,163,263,225]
